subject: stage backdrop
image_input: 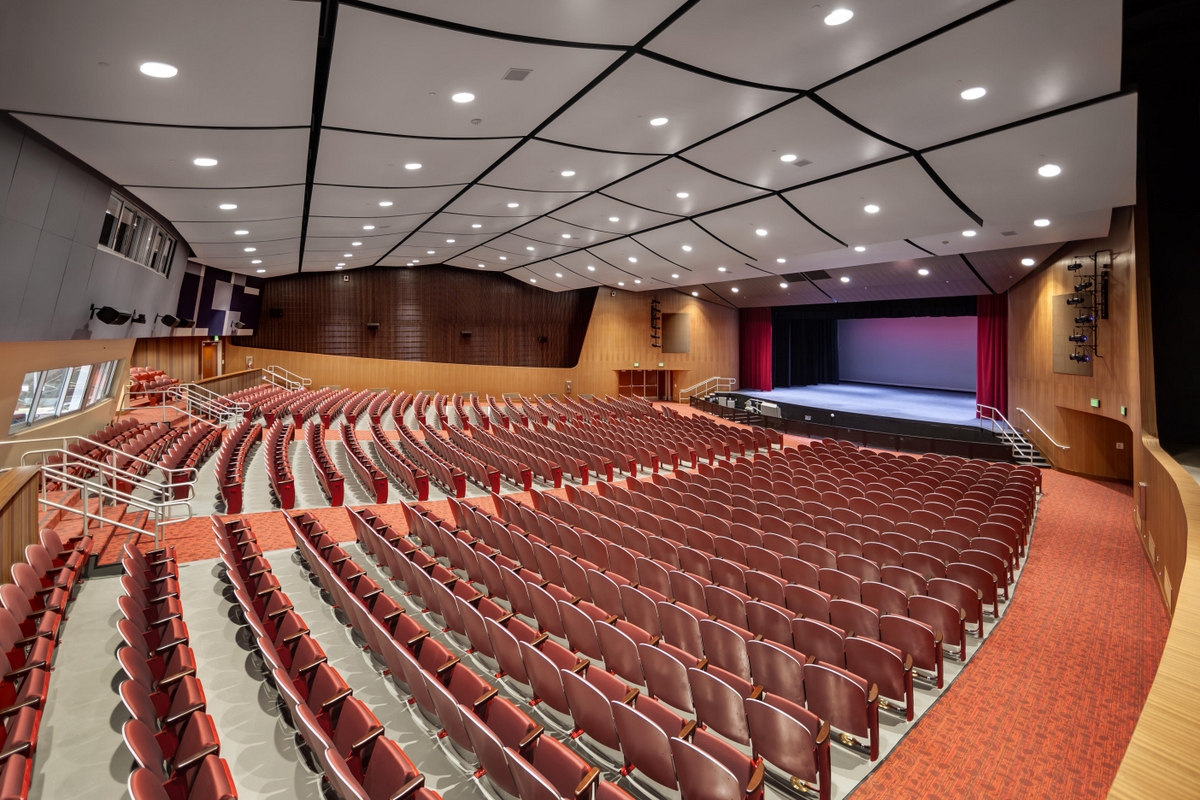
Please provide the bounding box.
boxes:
[838,317,977,392]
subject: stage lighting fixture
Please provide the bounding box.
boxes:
[1067,262,1084,271]
[231,321,247,330]
[90,305,132,325]
[1069,334,1089,343]
[1075,280,1093,292]
[1069,352,1091,363]
[1075,314,1095,324]
[1066,296,1084,306]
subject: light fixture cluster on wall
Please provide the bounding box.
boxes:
[1064,249,1112,363]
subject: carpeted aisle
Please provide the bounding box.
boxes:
[850,470,1169,800]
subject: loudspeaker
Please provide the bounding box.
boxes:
[461,331,472,337]
[269,308,283,318]
[366,322,380,330]
[91,305,132,325]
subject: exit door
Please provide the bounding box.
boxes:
[201,342,219,380]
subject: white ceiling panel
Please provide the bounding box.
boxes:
[696,196,844,264]
[819,0,1123,150]
[304,236,407,265]
[14,115,308,188]
[481,233,575,262]
[511,218,614,249]
[545,249,638,284]
[784,157,975,246]
[404,230,496,251]
[605,158,766,216]
[522,263,596,292]
[362,1,679,45]
[775,239,934,274]
[324,7,619,138]
[314,128,511,188]
[907,207,1114,257]
[587,237,690,282]
[485,140,663,192]
[925,95,1136,223]
[685,97,905,190]
[175,217,303,249]
[0,0,317,126]
[423,213,532,236]
[631,220,751,271]
[652,0,989,91]
[304,214,426,239]
[444,184,589,218]
[540,55,794,153]
[308,183,458,220]
[195,237,300,261]
[130,185,305,223]
[549,195,681,236]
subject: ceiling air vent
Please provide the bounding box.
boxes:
[503,68,533,81]
[805,270,833,281]
[782,272,807,282]
[1001,230,1017,236]
[791,159,813,168]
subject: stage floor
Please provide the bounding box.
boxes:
[744,383,985,427]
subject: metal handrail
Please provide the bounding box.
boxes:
[977,404,1038,465]
[679,376,737,402]
[1015,407,1071,450]
[13,435,195,481]
[263,365,311,391]
[119,391,221,428]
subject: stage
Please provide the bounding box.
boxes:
[727,382,1002,445]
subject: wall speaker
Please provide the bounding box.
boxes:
[461,330,472,337]
[231,321,247,330]
[90,305,132,325]
[537,336,548,343]
[158,314,195,329]
[366,322,380,330]
[269,308,284,318]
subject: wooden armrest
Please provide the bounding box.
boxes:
[4,663,44,682]
[351,725,386,754]
[574,767,601,800]
[387,775,426,800]
[472,688,499,715]
[517,725,544,752]
[247,566,270,578]
[435,657,460,678]
[570,659,590,675]
[0,741,31,761]
[256,585,281,598]
[805,654,818,665]
[621,688,639,705]
[749,685,764,700]
[647,635,661,647]
[604,615,619,626]
[530,633,549,648]
[407,631,430,650]
[867,685,879,704]
[266,604,293,620]
[495,612,515,626]
[0,696,39,718]
[164,702,205,726]
[297,656,327,676]
[745,759,766,794]
[157,667,195,688]
[677,720,697,740]
[815,720,830,745]
[361,588,383,602]
[282,629,310,645]
[320,687,353,712]
[172,743,220,773]
[694,658,708,670]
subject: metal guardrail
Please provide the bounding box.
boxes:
[679,376,737,402]
[977,404,1039,466]
[1015,407,1071,451]
[263,365,311,391]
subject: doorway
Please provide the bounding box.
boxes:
[617,370,669,400]
[200,342,219,380]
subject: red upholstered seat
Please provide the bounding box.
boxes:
[803,662,880,761]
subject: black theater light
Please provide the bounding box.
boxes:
[90,305,132,325]
[1069,352,1092,363]
[1065,296,1084,306]
[1075,314,1095,324]
[366,322,379,331]
[1067,262,1084,271]
[1074,280,1093,292]
[1068,333,1089,343]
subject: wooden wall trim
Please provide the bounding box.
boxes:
[0,467,41,590]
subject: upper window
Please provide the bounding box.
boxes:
[98,192,176,277]
[10,359,122,434]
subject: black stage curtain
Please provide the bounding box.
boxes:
[772,294,977,322]
[772,318,839,387]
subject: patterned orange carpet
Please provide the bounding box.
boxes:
[850,470,1168,799]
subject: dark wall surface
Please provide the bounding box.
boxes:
[244,266,597,368]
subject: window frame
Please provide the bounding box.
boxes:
[97,191,176,278]
[9,359,124,434]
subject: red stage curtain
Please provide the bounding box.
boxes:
[976,293,1008,417]
[739,307,773,391]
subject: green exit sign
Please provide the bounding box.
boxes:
[633,362,639,368]
[1090,398,1100,408]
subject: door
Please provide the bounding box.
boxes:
[201,342,218,380]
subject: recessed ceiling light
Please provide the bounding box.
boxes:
[961,87,987,100]
[609,217,620,223]
[682,245,692,252]
[446,239,455,243]
[634,279,641,284]
[755,229,768,236]
[628,257,637,263]
[363,225,375,230]
[650,118,668,126]
[587,265,595,271]
[140,62,178,78]
[718,267,727,272]
[404,163,422,170]
[854,246,866,252]
[472,224,482,228]
[336,263,345,267]
[343,253,353,258]
[507,202,519,208]
[676,192,689,199]
[527,246,535,251]
[244,247,256,252]
[780,282,789,289]
[256,269,266,273]
[776,258,786,264]
[824,8,854,25]
[918,268,930,276]
[529,278,536,283]
[379,201,393,207]
[500,256,507,260]
[193,157,218,167]
[251,259,262,264]
[452,92,475,103]
[671,274,679,279]
[840,276,850,283]
[731,287,739,293]
[561,233,571,239]
[555,272,563,278]
[219,203,237,210]
[618,281,625,286]
[691,291,699,297]
[1034,218,1051,227]
[561,170,575,177]
[962,230,977,237]
[1021,258,1036,266]
[478,263,485,268]
[1038,164,1061,177]
[352,241,362,246]
[412,259,419,263]
[780,154,798,163]
[235,230,249,235]
[863,204,879,213]
[427,250,435,254]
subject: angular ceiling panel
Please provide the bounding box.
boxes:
[696,196,844,266]
[605,158,766,216]
[485,139,663,192]
[314,128,512,188]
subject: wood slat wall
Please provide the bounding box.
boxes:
[0,467,40,583]
[227,288,738,400]
[131,336,204,383]
[195,368,261,396]
[241,267,597,368]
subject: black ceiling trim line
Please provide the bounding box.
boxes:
[340,0,629,52]
[917,89,1134,155]
[700,284,740,309]
[370,0,702,268]
[809,0,1019,93]
[638,50,806,95]
[549,258,605,285]
[580,248,644,278]
[544,215,626,235]
[122,182,306,190]
[594,190,688,218]
[673,154,774,192]
[309,211,433,220]
[959,253,995,294]
[629,238,691,270]
[297,0,340,273]
[673,94,810,157]
[476,182,592,195]
[190,234,300,245]
[913,153,983,226]
[742,261,778,276]
[805,94,914,153]
[175,215,304,224]
[6,110,310,131]
[531,136,670,157]
[801,272,836,302]
[689,218,756,260]
[777,195,849,247]
[312,181,466,189]
[904,238,939,256]
[321,124,521,141]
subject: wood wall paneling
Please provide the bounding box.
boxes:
[0,467,41,582]
[131,336,204,383]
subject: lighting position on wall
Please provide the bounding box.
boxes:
[1068,352,1091,363]
[1068,333,1089,343]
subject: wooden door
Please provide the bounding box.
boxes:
[201,342,218,380]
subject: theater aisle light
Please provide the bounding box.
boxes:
[1038,164,1061,177]
[824,8,853,25]
[961,87,987,100]
[452,92,475,103]
[1022,258,1036,266]
[140,62,177,78]
[1034,218,1051,227]
[193,157,217,167]
[219,203,237,210]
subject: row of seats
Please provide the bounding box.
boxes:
[225,385,289,420]
[289,388,341,429]
[264,419,296,510]
[510,422,613,482]
[159,422,221,500]
[393,398,466,498]
[418,423,500,494]
[365,392,397,427]
[491,423,588,484]
[368,424,430,502]
[447,425,532,491]
[340,424,388,504]
[214,418,260,515]
[304,420,345,507]
[533,420,635,478]
[459,424,560,488]
[112,422,183,493]
[119,541,239,800]
[316,388,355,428]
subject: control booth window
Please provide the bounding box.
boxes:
[9,359,122,434]
[98,191,176,277]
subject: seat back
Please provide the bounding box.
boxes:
[460,704,520,797]
[743,697,820,784]
[687,668,750,745]
[561,669,621,750]
[699,619,751,682]
[803,662,870,738]
[610,701,677,790]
